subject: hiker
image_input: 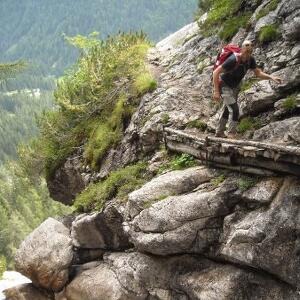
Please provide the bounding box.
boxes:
[213,40,282,138]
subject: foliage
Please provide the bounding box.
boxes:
[219,14,251,41]
[211,174,226,186]
[133,73,157,96]
[0,161,71,268]
[256,0,279,20]
[0,255,6,278]
[0,61,27,83]
[238,176,258,191]
[0,0,198,77]
[186,119,207,131]
[237,117,262,134]
[258,24,279,43]
[74,162,148,211]
[161,113,170,125]
[240,78,259,92]
[158,153,197,174]
[198,0,260,40]
[282,95,297,112]
[34,32,155,178]
[0,90,53,163]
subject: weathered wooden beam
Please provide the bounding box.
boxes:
[164,127,300,156]
[165,135,300,176]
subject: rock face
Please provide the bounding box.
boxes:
[15,218,73,292]
[57,252,298,300]
[4,284,54,300]
[13,0,300,298]
[71,205,131,250]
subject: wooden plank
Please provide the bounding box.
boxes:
[164,127,300,156]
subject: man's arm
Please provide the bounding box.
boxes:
[213,65,224,101]
[253,68,282,84]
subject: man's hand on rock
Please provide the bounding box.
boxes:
[213,91,221,102]
[271,76,282,84]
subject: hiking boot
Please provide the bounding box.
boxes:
[215,132,227,138]
[227,133,239,139]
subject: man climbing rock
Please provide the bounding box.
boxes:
[213,40,282,139]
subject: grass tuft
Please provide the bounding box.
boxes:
[256,0,279,20]
[237,117,262,134]
[238,176,258,191]
[259,24,279,43]
[186,120,207,131]
[74,162,148,211]
[282,95,297,112]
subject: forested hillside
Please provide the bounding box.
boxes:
[0,0,197,77]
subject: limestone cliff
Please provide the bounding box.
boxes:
[5,0,300,299]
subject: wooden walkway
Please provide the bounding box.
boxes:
[163,127,300,176]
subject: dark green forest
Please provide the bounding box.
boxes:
[0,0,198,77]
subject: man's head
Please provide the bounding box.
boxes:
[241,40,254,56]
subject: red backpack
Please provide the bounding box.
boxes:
[213,44,241,71]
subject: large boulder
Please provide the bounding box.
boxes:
[220,176,300,288]
[15,218,73,292]
[125,177,238,256]
[71,205,131,250]
[59,252,298,300]
[126,166,218,220]
[253,117,300,144]
[4,284,54,300]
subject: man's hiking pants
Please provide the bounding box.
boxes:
[216,84,239,135]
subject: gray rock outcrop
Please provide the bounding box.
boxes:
[57,252,298,300]
[15,218,73,292]
[71,205,131,250]
[4,284,54,300]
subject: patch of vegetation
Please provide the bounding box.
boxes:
[158,153,198,174]
[198,0,255,40]
[238,176,258,191]
[143,194,169,209]
[282,95,297,112]
[186,120,207,131]
[30,32,152,179]
[161,113,170,125]
[219,13,251,41]
[211,174,226,186]
[237,117,262,134]
[258,24,279,43]
[0,255,6,279]
[74,162,148,211]
[133,73,157,96]
[240,78,259,92]
[256,0,279,20]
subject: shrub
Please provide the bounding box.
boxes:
[237,117,262,134]
[35,32,152,178]
[282,95,297,112]
[259,24,279,43]
[211,174,226,186]
[74,162,148,211]
[219,14,251,41]
[238,176,258,191]
[161,113,170,124]
[240,78,259,92]
[133,73,157,96]
[256,0,279,20]
[158,153,197,174]
[0,255,6,279]
[186,120,207,131]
